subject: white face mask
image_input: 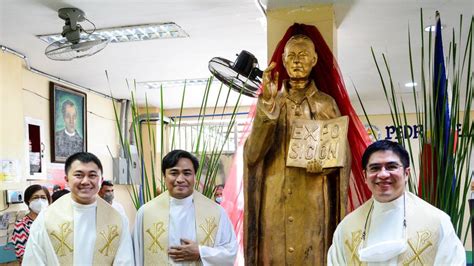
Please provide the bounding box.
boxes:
[102,192,114,204]
[29,198,49,214]
[215,197,223,204]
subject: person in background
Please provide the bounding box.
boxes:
[51,188,70,202]
[52,185,61,193]
[11,185,51,263]
[328,140,465,265]
[98,180,127,218]
[214,184,224,204]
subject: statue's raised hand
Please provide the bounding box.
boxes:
[261,62,279,104]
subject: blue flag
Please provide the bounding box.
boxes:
[433,11,451,184]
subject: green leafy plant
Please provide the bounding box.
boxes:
[356,10,473,242]
[111,76,243,208]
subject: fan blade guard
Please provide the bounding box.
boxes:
[208,57,261,98]
[45,38,109,61]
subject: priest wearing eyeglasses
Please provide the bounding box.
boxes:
[328,140,465,265]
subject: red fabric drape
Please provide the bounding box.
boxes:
[221,103,257,265]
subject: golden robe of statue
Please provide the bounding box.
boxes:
[244,35,350,265]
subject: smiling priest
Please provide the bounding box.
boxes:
[328,140,465,265]
[23,152,134,265]
[133,149,237,265]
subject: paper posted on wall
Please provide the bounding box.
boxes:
[0,160,20,182]
[286,116,349,169]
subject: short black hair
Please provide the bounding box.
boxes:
[65,152,103,175]
[24,184,51,205]
[162,150,199,175]
[51,189,70,202]
[101,180,113,189]
[362,140,410,169]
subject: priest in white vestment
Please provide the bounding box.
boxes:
[133,149,237,266]
[23,152,134,266]
[328,140,465,265]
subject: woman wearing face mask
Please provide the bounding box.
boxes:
[214,184,224,204]
[10,184,51,262]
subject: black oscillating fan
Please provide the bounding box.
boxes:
[208,50,263,98]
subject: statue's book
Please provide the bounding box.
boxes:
[286,116,349,169]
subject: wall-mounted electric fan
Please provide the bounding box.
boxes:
[208,50,263,98]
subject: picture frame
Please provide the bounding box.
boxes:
[50,82,87,163]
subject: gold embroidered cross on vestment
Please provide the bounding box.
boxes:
[345,230,363,266]
[403,231,433,266]
[99,225,120,256]
[200,217,218,246]
[146,222,165,253]
[50,222,74,256]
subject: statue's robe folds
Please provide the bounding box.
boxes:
[244,80,350,265]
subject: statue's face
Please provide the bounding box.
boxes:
[283,38,317,79]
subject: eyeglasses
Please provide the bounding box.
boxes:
[366,163,404,174]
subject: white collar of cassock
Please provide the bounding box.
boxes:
[70,198,97,209]
[64,129,77,137]
[372,192,404,214]
[358,193,407,262]
[170,193,194,207]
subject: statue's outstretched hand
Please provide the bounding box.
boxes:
[261,62,279,106]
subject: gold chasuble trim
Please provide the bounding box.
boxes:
[143,191,221,266]
[44,194,123,265]
[143,192,170,266]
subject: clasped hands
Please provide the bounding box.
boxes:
[168,238,200,262]
[306,159,335,175]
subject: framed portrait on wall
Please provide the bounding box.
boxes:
[50,82,87,163]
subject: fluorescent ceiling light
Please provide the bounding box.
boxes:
[405,82,417,87]
[137,78,215,89]
[37,22,189,44]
